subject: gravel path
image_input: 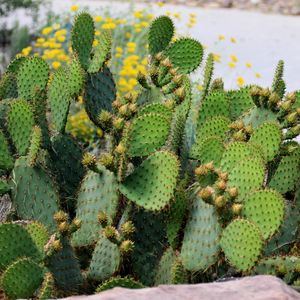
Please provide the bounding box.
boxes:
[4,0,300,91]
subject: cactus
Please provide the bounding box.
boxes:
[0,12,299,298]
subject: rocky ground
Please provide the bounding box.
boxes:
[147,0,300,15]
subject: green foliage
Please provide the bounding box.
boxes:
[96,276,144,292]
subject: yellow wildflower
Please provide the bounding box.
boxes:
[115,53,122,58]
[36,38,45,44]
[95,31,101,36]
[173,13,181,19]
[116,19,127,24]
[157,2,165,7]
[133,10,143,18]
[93,40,99,47]
[71,5,79,12]
[125,32,131,38]
[230,37,236,43]
[116,47,123,53]
[189,13,197,18]
[197,84,203,91]
[228,62,236,69]
[101,22,116,30]
[255,72,262,78]
[94,16,103,22]
[236,76,245,87]
[52,61,61,69]
[230,54,238,63]
[218,34,225,41]
[41,27,53,35]
[213,53,221,63]
[245,62,252,68]
[21,46,32,56]
[57,36,66,42]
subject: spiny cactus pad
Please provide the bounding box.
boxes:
[7,99,35,155]
[37,272,54,300]
[227,158,265,202]
[201,53,214,97]
[12,157,59,231]
[0,223,42,271]
[127,113,171,157]
[164,38,203,74]
[181,196,220,271]
[67,57,85,97]
[220,219,263,271]
[84,67,116,125]
[96,276,144,293]
[1,257,45,299]
[25,222,49,255]
[154,247,175,285]
[138,102,173,120]
[197,91,230,127]
[88,235,121,281]
[119,151,179,211]
[71,12,95,69]
[242,107,278,128]
[148,16,174,55]
[17,56,49,100]
[0,72,18,99]
[72,165,118,247]
[249,122,281,162]
[242,189,285,240]
[0,130,14,170]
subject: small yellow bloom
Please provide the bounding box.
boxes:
[116,47,123,53]
[133,10,143,18]
[94,16,102,22]
[213,53,221,63]
[57,36,66,42]
[166,12,171,16]
[245,62,252,68]
[230,37,236,43]
[189,13,197,18]
[173,13,181,19]
[218,34,225,41]
[71,5,79,12]
[106,17,113,23]
[36,38,45,44]
[95,31,101,36]
[236,76,245,87]
[230,54,238,63]
[21,46,32,56]
[127,42,136,48]
[228,62,236,69]
[157,2,165,7]
[116,19,127,24]
[41,26,53,35]
[125,32,131,39]
[93,40,99,47]
[101,22,116,30]
[52,61,61,69]
[115,53,122,58]
[189,18,197,24]
[147,14,154,19]
[255,72,262,78]
[197,84,203,91]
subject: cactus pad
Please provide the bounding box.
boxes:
[242,107,278,128]
[227,158,265,202]
[148,16,174,55]
[0,223,42,271]
[164,38,203,74]
[67,57,85,97]
[220,219,263,271]
[37,272,54,300]
[96,276,144,293]
[72,165,119,247]
[154,248,175,285]
[181,196,220,271]
[242,189,285,240]
[119,151,179,211]
[17,56,49,100]
[0,130,14,171]
[249,122,281,161]
[1,257,45,299]
[127,113,170,157]
[138,102,173,120]
[0,72,18,99]
[88,235,121,281]
[25,222,49,255]
[71,12,95,69]
[7,99,35,155]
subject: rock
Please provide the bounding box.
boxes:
[62,275,300,300]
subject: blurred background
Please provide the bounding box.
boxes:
[1,0,299,147]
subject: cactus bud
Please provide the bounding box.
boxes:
[227,187,238,198]
[232,129,247,141]
[232,203,243,215]
[120,240,134,254]
[124,92,137,104]
[99,153,114,168]
[52,240,63,252]
[164,99,175,110]
[97,211,108,227]
[195,165,209,176]
[174,86,185,100]
[205,161,214,171]
[155,52,164,62]
[121,221,135,236]
[230,120,244,130]
[286,111,298,124]
[291,124,300,135]
[70,218,81,233]
[161,57,172,68]
[198,186,214,201]
[112,99,122,109]
[137,71,150,89]
[99,110,112,126]
[169,67,179,76]
[214,195,227,208]
[118,104,130,117]
[58,221,69,234]
[128,103,137,113]
[216,180,227,191]
[261,88,271,98]
[218,172,228,181]
[280,100,292,111]
[82,153,97,170]
[244,125,253,135]
[250,86,261,97]
[172,74,183,85]
[269,92,280,106]
[113,117,124,131]
[54,211,68,223]
[115,143,126,155]
[276,264,287,276]
[285,92,296,103]
[102,225,119,244]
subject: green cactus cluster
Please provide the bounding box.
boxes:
[0,13,300,299]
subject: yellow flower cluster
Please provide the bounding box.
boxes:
[187,13,197,28]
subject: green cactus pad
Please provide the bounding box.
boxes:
[71,12,95,69]
[84,67,116,125]
[171,257,189,284]
[28,126,42,166]
[264,202,299,255]
[197,91,230,127]
[67,57,85,97]
[136,87,163,106]
[249,122,281,162]
[96,276,144,293]
[190,136,225,166]
[181,196,221,271]
[88,234,121,281]
[119,151,179,211]
[242,189,285,240]
[148,16,174,55]
[48,133,85,202]
[132,209,167,286]
[0,72,18,99]
[164,38,203,74]
[242,107,278,129]
[17,56,49,100]
[47,238,83,292]
[37,272,54,300]
[196,116,230,144]
[269,150,300,194]
[227,87,254,120]
[0,223,42,271]
[201,53,214,97]
[48,68,71,133]
[6,56,26,74]
[127,113,171,157]
[7,99,35,155]
[154,248,175,285]
[0,130,14,171]
[88,30,112,73]
[25,222,49,255]
[11,157,59,231]
[227,158,265,202]
[220,219,263,271]
[220,141,264,173]
[1,257,45,300]
[72,165,119,247]
[138,102,173,120]
[272,60,285,98]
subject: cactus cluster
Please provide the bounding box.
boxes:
[0,13,300,299]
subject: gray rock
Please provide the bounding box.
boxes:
[62,275,300,300]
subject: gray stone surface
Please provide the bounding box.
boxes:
[62,275,300,300]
